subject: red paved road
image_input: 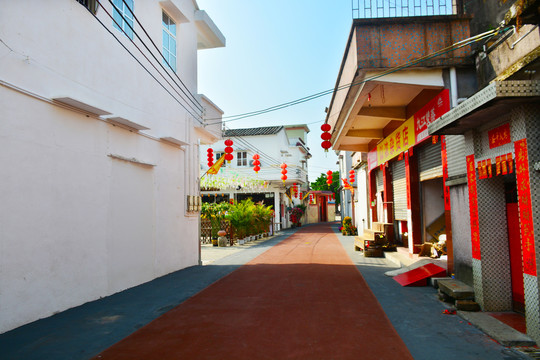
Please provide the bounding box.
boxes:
[93,223,413,359]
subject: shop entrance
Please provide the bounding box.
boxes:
[421,177,445,244]
[505,174,525,313]
[319,196,328,222]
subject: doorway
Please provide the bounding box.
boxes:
[505,174,525,313]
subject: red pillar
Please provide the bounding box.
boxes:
[405,151,421,254]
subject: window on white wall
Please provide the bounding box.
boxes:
[162,12,177,72]
[112,0,134,39]
[237,152,247,167]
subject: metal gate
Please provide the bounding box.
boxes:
[418,141,442,181]
[392,159,407,221]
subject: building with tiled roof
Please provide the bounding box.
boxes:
[200,125,311,229]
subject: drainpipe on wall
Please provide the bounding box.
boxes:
[449,67,459,108]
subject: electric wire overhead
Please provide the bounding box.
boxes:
[204,26,511,126]
[89,0,204,123]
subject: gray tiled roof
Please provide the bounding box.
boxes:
[224,126,283,137]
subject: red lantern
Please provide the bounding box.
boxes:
[224,139,234,163]
[332,193,335,200]
[321,124,332,152]
[252,154,261,173]
[299,191,303,199]
[207,148,214,167]
[280,163,287,183]
[326,170,333,186]
[321,132,332,140]
[349,169,355,184]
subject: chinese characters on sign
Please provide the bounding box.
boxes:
[414,89,451,144]
[376,117,415,165]
[488,123,511,149]
[374,89,450,168]
[466,155,481,260]
[514,139,536,276]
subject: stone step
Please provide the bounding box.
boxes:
[438,279,475,300]
[455,300,481,312]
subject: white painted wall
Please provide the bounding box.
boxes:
[0,0,222,333]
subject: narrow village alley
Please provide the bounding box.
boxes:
[1,223,525,360]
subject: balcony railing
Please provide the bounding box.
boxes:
[352,0,459,19]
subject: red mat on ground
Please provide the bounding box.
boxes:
[93,224,413,360]
[393,263,447,286]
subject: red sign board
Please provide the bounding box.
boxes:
[488,123,511,149]
[466,155,481,260]
[515,139,536,276]
[415,89,451,143]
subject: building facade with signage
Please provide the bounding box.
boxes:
[326,5,475,275]
[428,1,540,340]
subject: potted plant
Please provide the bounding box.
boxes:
[290,205,305,227]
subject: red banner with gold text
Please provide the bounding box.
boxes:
[515,139,537,276]
[466,155,481,260]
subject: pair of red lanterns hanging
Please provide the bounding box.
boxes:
[281,163,288,183]
[207,148,214,167]
[224,139,234,163]
[252,154,261,173]
[321,123,332,152]
[349,169,355,184]
[326,170,333,186]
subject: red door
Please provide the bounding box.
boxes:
[506,181,525,313]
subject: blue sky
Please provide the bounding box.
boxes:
[197,0,354,182]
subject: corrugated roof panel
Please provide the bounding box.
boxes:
[224,126,283,137]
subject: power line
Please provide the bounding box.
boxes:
[204,26,510,126]
[89,0,204,123]
[115,0,204,111]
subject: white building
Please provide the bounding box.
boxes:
[200,125,311,229]
[0,0,224,333]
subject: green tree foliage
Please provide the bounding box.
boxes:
[310,171,340,205]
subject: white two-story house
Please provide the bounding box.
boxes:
[0,0,224,333]
[200,125,311,229]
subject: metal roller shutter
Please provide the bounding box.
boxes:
[418,141,443,181]
[376,168,384,193]
[446,134,467,178]
[392,160,407,221]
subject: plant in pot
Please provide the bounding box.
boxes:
[290,205,305,227]
[226,199,253,245]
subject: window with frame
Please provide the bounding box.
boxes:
[112,0,134,39]
[162,12,177,72]
[237,152,247,167]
